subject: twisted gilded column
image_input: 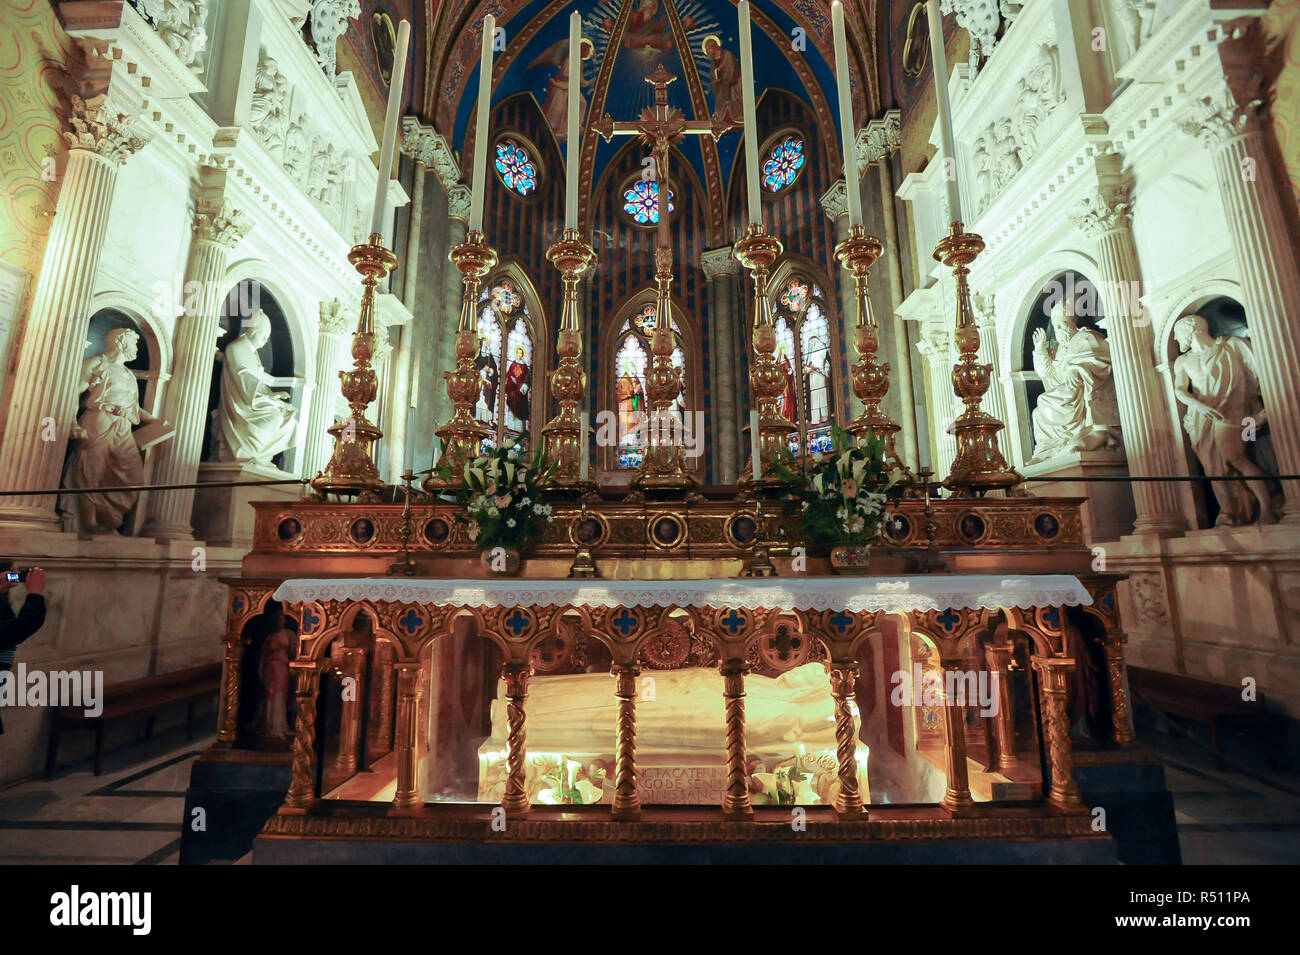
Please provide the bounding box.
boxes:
[0,95,146,528]
[1072,177,1186,535]
[1032,655,1083,810]
[939,654,974,813]
[501,662,531,815]
[282,660,322,813]
[1182,88,1300,520]
[143,187,251,538]
[302,301,356,478]
[828,663,867,818]
[720,660,753,819]
[1103,636,1135,746]
[215,635,245,746]
[391,662,422,811]
[612,664,641,820]
[982,642,1019,771]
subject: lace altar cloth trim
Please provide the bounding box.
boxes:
[272,575,1092,614]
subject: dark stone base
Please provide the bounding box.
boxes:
[253,834,1117,865]
[179,750,291,865]
[1074,747,1181,865]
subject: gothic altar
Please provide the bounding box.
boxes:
[181,2,1183,864]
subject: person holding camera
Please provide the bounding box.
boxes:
[1,563,47,735]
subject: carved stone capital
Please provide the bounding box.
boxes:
[700,245,738,279]
[194,204,251,248]
[63,94,147,164]
[319,298,352,336]
[400,118,462,194]
[1071,187,1132,239]
[820,179,849,222]
[857,110,901,166]
[1179,87,1264,147]
[447,184,471,222]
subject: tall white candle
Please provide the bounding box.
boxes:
[371,19,411,241]
[925,0,963,222]
[579,410,589,482]
[750,409,761,480]
[468,14,496,234]
[565,11,582,230]
[403,406,415,473]
[737,1,762,225]
[830,2,862,227]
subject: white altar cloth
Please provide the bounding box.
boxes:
[272,574,1091,614]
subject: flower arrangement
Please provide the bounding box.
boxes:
[434,439,557,552]
[769,426,901,551]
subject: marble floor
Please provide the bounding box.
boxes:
[0,724,1296,864]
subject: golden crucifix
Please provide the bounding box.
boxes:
[594,65,730,490]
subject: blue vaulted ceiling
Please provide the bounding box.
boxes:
[433,0,870,216]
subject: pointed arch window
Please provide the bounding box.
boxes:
[772,276,834,455]
[474,278,536,451]
[612,302,685,469]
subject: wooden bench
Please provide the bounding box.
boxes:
[45,663,222,777]
[1128,665,1284,769]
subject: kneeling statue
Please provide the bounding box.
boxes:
[1029,302,1121,464]
[212,311,297,466]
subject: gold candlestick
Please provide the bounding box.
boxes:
[835,224,913,485]
[311,233,398,499]
[425,231,497,491]
[541,229,596,486]
[734,223,794,485]
[632,248,695,491]
[933,223,1020,495]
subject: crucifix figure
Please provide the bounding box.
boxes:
[594,65,735,489]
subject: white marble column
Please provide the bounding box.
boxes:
[918,328,958,478]
[432,187,470,430]
[388,147,428,482]
[1183,91,1300,521]
[1073,184,1187,536]
[142,192,251,539]
[860,112,921,470]
[0,98,146,528]
[702,245,740,483]
[820,182,858,423]
[302,300,356,478]
[971,294,1009,432]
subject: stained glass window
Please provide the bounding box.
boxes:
[770,277,833,456]
[762,135,806,192]
[622,179,675,224]
[495,140,538,196]
[613,302,687,469]
[476,279,536,451]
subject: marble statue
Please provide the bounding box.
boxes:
[309,0,361,79]
[65,328,169,534]
[1171,314,1277,525]
[212,311,297,466]
[1028,302,1121,464]
[138,0,209,70]
[483,663,838,754]
[249,54,288,152]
